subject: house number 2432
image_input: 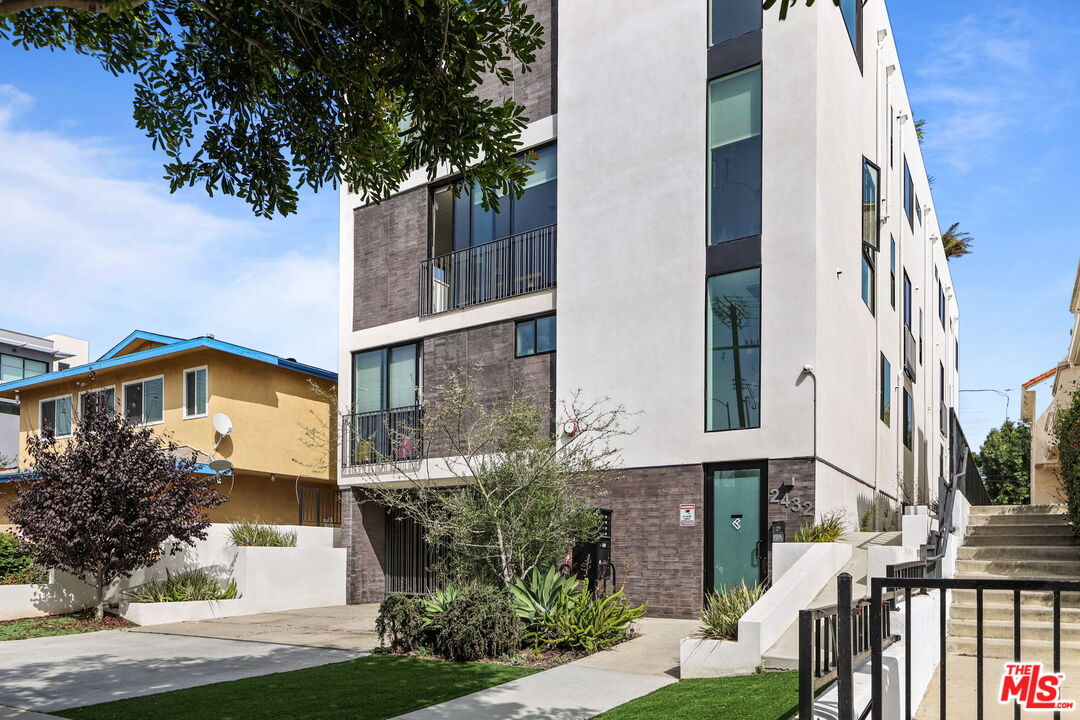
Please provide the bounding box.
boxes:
[769,488,814,517]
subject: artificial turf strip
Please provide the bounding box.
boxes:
[56,656,537,720]
[593,671,799,720]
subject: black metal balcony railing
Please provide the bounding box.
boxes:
[418,224,556,317]
[342,405,423,468]
[903,326,917,382]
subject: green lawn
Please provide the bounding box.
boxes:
[0,612,131,642]
[56,656,537,720]
[594,671,799,720]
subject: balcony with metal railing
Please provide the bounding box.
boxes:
[903,326,917,383]
[341,405,423,468]
[418,224,556,317]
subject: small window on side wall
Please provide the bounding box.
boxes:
[903,390,914,450]
[80,387,116,420]
[124,377,164,426]
[516,315,556,358]
[880,354,892,427]
[41,395,73,439]
[184,367,208,418]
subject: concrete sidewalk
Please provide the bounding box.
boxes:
[0,630,363,714]
[393,616,695,720]
[130,604,380,651]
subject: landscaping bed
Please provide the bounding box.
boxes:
[0,610,132,642]
[594,671,799,720]
[55,656,536,720]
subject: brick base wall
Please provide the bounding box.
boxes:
[343,489,388,604]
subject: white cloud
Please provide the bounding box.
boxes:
[0,84,338,371]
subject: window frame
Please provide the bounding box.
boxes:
[880,354,892,427]
[122,374,166,427]
[1,353,49,383]
[708,0,762,47]
[838,0,863,68]
[889,237,896,309]
[707,64,763,247]
[903,158,914,230]
[78,386,116,420]
[515,314,557,359]
[39,393,73,439]
[902,389,914,450]
[902,270,912,329]
[350,342,421,413]
[183,365,210,420]
[939,361,947,438]
[706,267,763,433]
[860,158,881,315]
[938,278,946,328]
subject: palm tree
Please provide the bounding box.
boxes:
[941,222,973,260]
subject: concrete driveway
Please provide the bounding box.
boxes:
[0,630,364,714]
[130,604,381,651]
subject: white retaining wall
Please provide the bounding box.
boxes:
[0,570,98,621]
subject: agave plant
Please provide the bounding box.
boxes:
[507,565,580,627]
[125,568,239,603]
[421,585,459,627]
[696,580,766,641]
[533,584,647,651]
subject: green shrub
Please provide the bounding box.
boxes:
[376,593,429,653]
[227,519,297,547]
[0,533,35,579]
[508,565,580,628]
[429,585,522,661]
[697,580,766,640]
[1054,384,1080,533]
[125,568,239,603]
[531,585,646,652]
[0,563,49,586]
[793,510,846,542]
[421,585,459,624]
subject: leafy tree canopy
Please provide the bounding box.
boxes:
[1054,383,1080,527]
[8,405,226,617]
[976,419,1031,505]
[0,0,543,217]
[942,222,974,260]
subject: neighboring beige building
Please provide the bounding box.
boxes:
[1023,260,1080,505]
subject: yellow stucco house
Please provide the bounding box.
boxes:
[0,331,338,529]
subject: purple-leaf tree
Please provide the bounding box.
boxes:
[8,405,226,618]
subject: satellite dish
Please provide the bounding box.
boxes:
[213,413,233,436]
[208,458,233,473]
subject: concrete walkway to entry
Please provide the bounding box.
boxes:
[0,629,363,714]
[129,604,381,651]
[392,617,696,720]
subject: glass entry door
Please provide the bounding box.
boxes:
[707,465,765,592]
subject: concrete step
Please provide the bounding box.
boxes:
[948,635,1080,661]
[952,602,1080,624]
[959,546,1080,562]
[952,590,1080,606]
[964,532,1079,547]
[957,559,1080,578]
[950,618,1080,643]
[760,654,798,671]
[967,513,1070,527]
[969,504,1066,516]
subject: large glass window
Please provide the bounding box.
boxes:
[839,0,859,56]
[861,160,880,314]
[80,387,115,419]
[880,354,892,427]
[40,395,73,439]
[708,66,762,246]
[352,343,419,413]
[516,315,556,358]
[1,354,48,383]
[123,377,164,425]
[710,0,761,46]
[903,158,914,229]
[707,268,761,431]
[184,367,208,418]
[903,389,914,450]
[430,144,556,256]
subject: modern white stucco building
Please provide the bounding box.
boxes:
[337,0,962,618]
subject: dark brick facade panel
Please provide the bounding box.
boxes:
[422,320,555,457]
[352,187,428,332]
[766,457,817,542]
[599,465,705,619]
[343,489,388,604]
[474,0,557,122]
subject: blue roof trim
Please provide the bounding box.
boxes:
[0,471,29,483]
[0,335,336,394]
[98,330,185,361]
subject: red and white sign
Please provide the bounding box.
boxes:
[999,662,1075,711]
[679,504,696,527]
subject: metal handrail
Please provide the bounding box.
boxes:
[418,224,557,317]
[341,405,423,468]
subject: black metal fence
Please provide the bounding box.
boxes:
[418,224,556,317]
[869,576,1080,720]
[298,485,342,526]
[384,508,446,595]
[342,405,423,468]
[950,408,992,506]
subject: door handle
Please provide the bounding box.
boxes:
[755,540,765,561]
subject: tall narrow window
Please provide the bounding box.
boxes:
[124,377,164,425]
[861,160,880,314]
[939,362,947,436]
[880,354,892,427]
[903,159,914,229]
[903,390,913,450]
[903,271,912,329]
[889,237,896,308]
[352,343,419,413]
[708,66,762,246]
[839,0,860,58]
[710,0,762,46]
[889,105,894,167]
[40,395,72,439]
[707,268,761,431]
[184,367,208,418]
[938,278,946,328]
[918,309,924,365]
[80,387,115,419]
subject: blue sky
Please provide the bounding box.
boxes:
[0,1,1077,448]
